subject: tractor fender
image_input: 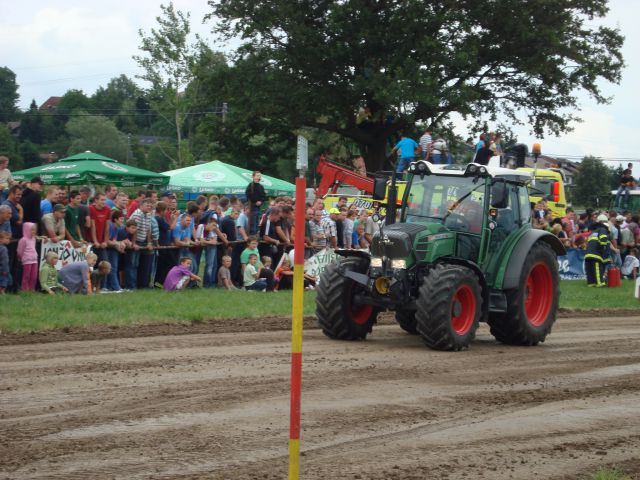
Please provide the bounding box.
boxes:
[501,230,565,289]
[437,258,489,318]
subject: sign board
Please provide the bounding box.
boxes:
[296,136,308,171]
[303,248,338,284]
[40,240,92,269]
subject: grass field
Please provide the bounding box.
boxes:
[0,280,638,333]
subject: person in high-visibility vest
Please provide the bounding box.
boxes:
[584,214,612,287]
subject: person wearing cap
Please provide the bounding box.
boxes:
[42,204,67,243]
[20,177,44,228]
[584,214,612,287]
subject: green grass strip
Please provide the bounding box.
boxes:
[0,280,638,334]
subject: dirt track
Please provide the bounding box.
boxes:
[1,315,640,479]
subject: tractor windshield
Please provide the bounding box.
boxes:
[403,175,487,234]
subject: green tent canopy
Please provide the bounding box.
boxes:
[12,151,169,187]
[162,160,295,196]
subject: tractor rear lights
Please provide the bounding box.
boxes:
[391,259,407,269]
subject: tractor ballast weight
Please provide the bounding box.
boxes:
[316,160,565,351]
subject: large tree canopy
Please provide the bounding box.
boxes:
[206,0,624,170]
[0,66,19,123]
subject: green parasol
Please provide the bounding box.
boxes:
[12,151,169,187]
[162,160,295,196]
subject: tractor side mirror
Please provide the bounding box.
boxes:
[491,180,509,209]
[373,176,387,200]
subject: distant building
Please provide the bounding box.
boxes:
[135,135,169,146]
[524,155,579,186]
[7,121,21,137]
[39,96,62,111]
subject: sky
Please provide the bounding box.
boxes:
[2,0,639,165]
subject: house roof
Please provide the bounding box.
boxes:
[39,96,62,110]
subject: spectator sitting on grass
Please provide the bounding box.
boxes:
[39,251,67,294]
[621,248,639,280]
[164,256,202,291]
[275,257,316,291]
[240,236,275,291]
[217,255,237,290]
[243,253,267,291]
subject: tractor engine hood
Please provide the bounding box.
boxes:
[371,223,429,259]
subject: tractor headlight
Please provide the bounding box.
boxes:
[370,257,383,268]
[391,259,406,269]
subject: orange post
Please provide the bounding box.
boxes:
[288,175,306,479]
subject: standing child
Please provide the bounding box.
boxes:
[196,216,221,288]
[0,231,11,293]
[17,222,38,291]
[164,257,201,291]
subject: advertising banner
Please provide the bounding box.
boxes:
[40,240,92,269]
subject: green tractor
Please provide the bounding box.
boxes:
[316,161,565,351]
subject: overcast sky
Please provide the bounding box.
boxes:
[2,0,638,164]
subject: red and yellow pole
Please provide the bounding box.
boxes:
[289,174,306,479]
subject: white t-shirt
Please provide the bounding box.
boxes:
[621,255,639,276]
[195,224,217,241]
[243,263,258,287]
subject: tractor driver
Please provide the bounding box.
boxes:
[458,198,483,234]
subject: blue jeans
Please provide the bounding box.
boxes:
[125,250,140,289]
[191,248,202,274]
[396,157,414,173]
[203,246,218,287]
[106,248,121,291]
[250,207,261,235]
[246,279,267,291]
[615,185,630,207]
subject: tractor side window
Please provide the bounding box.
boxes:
[518,186,531,224]
[494,184,518,235]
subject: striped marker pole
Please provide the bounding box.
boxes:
[288,174,306,479]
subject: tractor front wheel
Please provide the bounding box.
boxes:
[395,310,418,335]
[416,264,482,351]
[488,242,559,345]
[316,258,378,340]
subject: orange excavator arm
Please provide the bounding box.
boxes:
[315,158,374,197]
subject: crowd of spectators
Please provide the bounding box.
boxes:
[533,201,639,280]
[0,158,381,295]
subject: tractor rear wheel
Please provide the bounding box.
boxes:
[395,310,418,335]
[488,242,559,345]
[416,264,482,351]
[316,258,378,340]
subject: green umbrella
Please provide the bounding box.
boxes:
[162,160,295,196]
[12,151,169,187]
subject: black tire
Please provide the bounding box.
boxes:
[416,264,482,351]
[488,242,559,345]
[395,310,418,335]
[316,258,378,340]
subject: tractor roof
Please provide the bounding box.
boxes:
[411,161,532,182]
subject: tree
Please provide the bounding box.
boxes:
[573,156,614,208]
[92,75,141,113]
[207,0,624,171]
[134,2,202,166]
[65,114,130,161]
[57,89,93,117]
[0,125,23,169]
[0,66,19,122]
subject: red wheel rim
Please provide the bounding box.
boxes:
[351,304,374,325]
[451,284,476,335]
[525,262,553,327]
